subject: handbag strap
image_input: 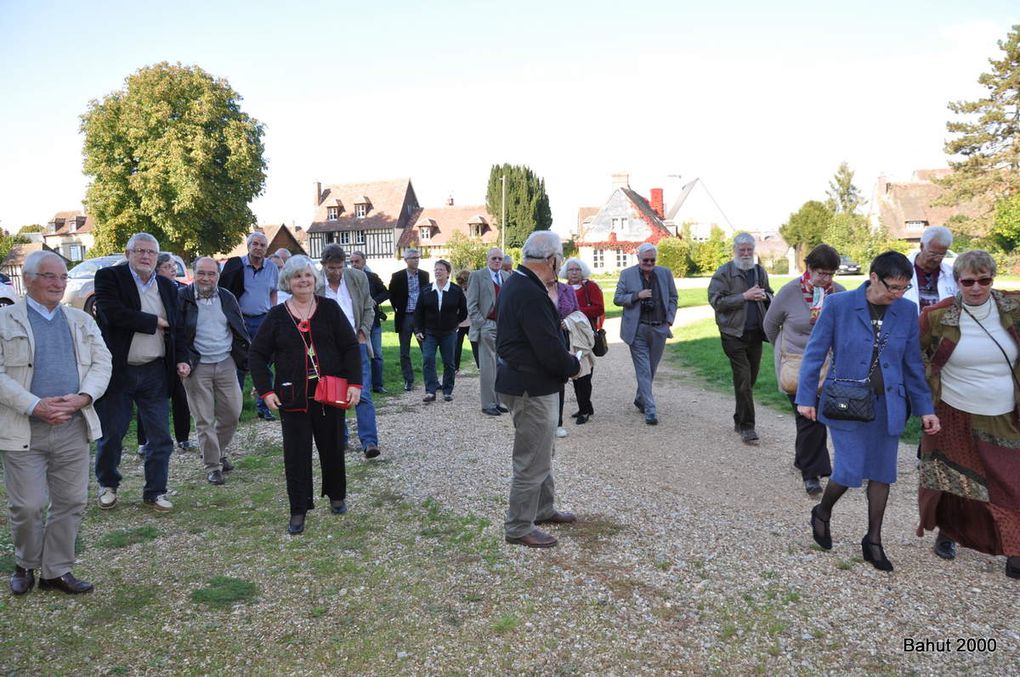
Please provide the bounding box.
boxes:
[960,303,1020,394]
[832,334,887,384]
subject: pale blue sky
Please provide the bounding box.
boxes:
[0,1,1016,236]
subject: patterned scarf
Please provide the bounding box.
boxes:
[800,270,833,325]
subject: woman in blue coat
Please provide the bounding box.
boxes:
[796,251,940,571]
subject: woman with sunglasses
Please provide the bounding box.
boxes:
[917,250,1020,580]
[797,251,939,571]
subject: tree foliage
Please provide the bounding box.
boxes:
[17,224,44,234]
[80,62,266,259]
[0,233,29,267]
[445,231,490,271]
[937,25,1020,233]
[485,164,552,249]
[825,161,865,214]
[656,237,691,277]
[824,213,897,268]
[688,226,731,275]
[780,201,833,261]
[991,192,1020,250]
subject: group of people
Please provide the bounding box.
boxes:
[4,224,1017,597]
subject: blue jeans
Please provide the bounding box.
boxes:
[94,360,173,501]
[422,332,457,396]
[370,324,384,391]
[342,343,378,450]
[240,314,272,416]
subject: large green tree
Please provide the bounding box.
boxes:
[825,161,865,214]
[780,200,833,262]
[81,62,266,259]
[485,164,552,248]
[937,25,1020,234]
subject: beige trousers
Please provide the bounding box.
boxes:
[502,392,558,538]
[2,416,89,578]
[182,357,242,471]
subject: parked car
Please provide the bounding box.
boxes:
[62,253,189,316]
[836,256,861,275]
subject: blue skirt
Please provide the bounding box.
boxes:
[828,392,900,487]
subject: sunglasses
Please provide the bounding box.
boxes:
[640,258,656,263]
[959,277,993,288]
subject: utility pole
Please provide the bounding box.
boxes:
[500,174,507,252]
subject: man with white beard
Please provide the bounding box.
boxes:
[708,232,773,445]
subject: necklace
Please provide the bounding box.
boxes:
[287,297,316,333]
[964,298,994,321]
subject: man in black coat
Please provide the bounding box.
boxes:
[350,251,389,393]
[388,248,429,391]
[93,233,186,512]
[496,231,581,548]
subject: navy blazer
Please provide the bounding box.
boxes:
[795,282,933,435]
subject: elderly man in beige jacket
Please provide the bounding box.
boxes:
[0,251,112,595]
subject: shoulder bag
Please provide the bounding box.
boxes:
[583,281,608,357]
[821,336,886,422]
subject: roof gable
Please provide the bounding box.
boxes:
[308,178,419,233]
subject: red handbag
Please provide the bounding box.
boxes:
[314,375,351,409]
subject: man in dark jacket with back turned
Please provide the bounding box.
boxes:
[496,231,581,549]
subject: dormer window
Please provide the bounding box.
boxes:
[327,206,339,221]
[420,226,432,241]
[355,203,368,218]
[469,223,482,237]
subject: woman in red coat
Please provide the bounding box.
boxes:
[563,257,604,424]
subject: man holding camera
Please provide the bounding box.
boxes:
[614,243,678,426]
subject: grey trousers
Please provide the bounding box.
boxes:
[502,392,558,538]
[2,416,89,579]
[629,323,669,418]
[182,357,243,471]
[477,321,499,410]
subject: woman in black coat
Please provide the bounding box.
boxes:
[414,259,468,402]
[249,256,363,535]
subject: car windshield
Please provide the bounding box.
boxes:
[840,256,854,264]
[67,256,122,278]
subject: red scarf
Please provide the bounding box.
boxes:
[800,270,833,324]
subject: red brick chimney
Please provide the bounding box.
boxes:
[649,188,664,219]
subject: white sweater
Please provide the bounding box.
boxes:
[941,300,1018,416]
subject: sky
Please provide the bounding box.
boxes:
[0,0,1016,238]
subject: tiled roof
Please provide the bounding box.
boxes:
[2,242,67,267]
[873,171,985,239]
[396,205,497,249]
[307,178,418,234]
[218,224,306,259]
[45,211,95,237]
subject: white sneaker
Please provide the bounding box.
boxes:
[144,494,173,512]
[556,427,568,438]
[137,444,148,456]
[98,486,117,509]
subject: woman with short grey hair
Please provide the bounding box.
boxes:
[561,256,604,424]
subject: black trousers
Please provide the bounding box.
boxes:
[454,326,478,370]
[786,395,832,479]
[572,370,594,416]
[720,329,764,431]
[280,402,346,516]
[136,375,191,445]
[397,314,418,384]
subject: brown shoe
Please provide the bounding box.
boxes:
[505,528,558,548]
[38,572,94,594]
[10,566,34,595]
[535,511,576,525]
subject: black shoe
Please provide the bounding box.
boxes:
[496,405,509,413]
[482,407,501,416]
[330,499,348,515]
[443,394,453,402]
[404,381,414,392]
[810,505,832,550]
[575,414,589,425]
[740,429,760,445]
[257,411,276,421]
[634,400,645,414]
[423,393,436,403]
[221,457,234,472]
[804,478,823,496]
[861,536,893,571]
[364,446,380,459]
[287,514,305,535]
[38,572,93,594]
[645,416,658,425]
[207,469,225,485]
[1006,556,1020,579]
[372,387,387,394]
[570,411,581,419]
[934,535,957,561]
[10,566,34,595]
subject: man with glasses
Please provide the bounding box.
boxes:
[93,233,185,512]
[709,232,774,444]
[905,226,957,314]
[389,248,430,391]
[467,247,509,416]
[615,242,679,426]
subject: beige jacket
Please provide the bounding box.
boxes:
[563,311,596,379]
[0,301,112,450]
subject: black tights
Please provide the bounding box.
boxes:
[815,479,890,544]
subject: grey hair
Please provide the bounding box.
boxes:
[320,243,346,264]
[403,248,420,259]
[278,255,318,293]
[502,255,514,267]
[246,232,268,247]
[273,247,291,259]
[22,250,64,277]
[521,230,563,260]
[156,252,172,267]
[732,232,755,249]
[637,243,658,258]
[921,226,953,249]
[350,250,366,261]
[192,256,218,273]
[559,256,591,279]
[953,250,996,281]
[126,232,159,252]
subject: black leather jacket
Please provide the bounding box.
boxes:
[177,285,251,371]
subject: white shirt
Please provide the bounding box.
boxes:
[325,279,356,330]
[941,300,1018,416]
[432,279,451,312]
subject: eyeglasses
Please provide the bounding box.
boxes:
[130,248,158,257]
[959,277,993,288]
[879,278,913,293]
[812,270,835,278]
[33,273,69,282]
[640,258,656,263]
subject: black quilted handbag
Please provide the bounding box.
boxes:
[821,336,886,423]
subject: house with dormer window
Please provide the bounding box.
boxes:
[395,203,499,260]
[41,210,95,263]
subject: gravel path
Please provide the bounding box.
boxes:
[366,305,1018,673]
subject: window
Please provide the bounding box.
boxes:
[338,230,365,246]
[905,220,928,232]
[327,206,339,221]
[612,217,628,232]
[355,203,368,218]
[420,227,431,241]
[593,249,604,269]
[469,223,482,237]
[68,244,84,261]
[616,250,629,268]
